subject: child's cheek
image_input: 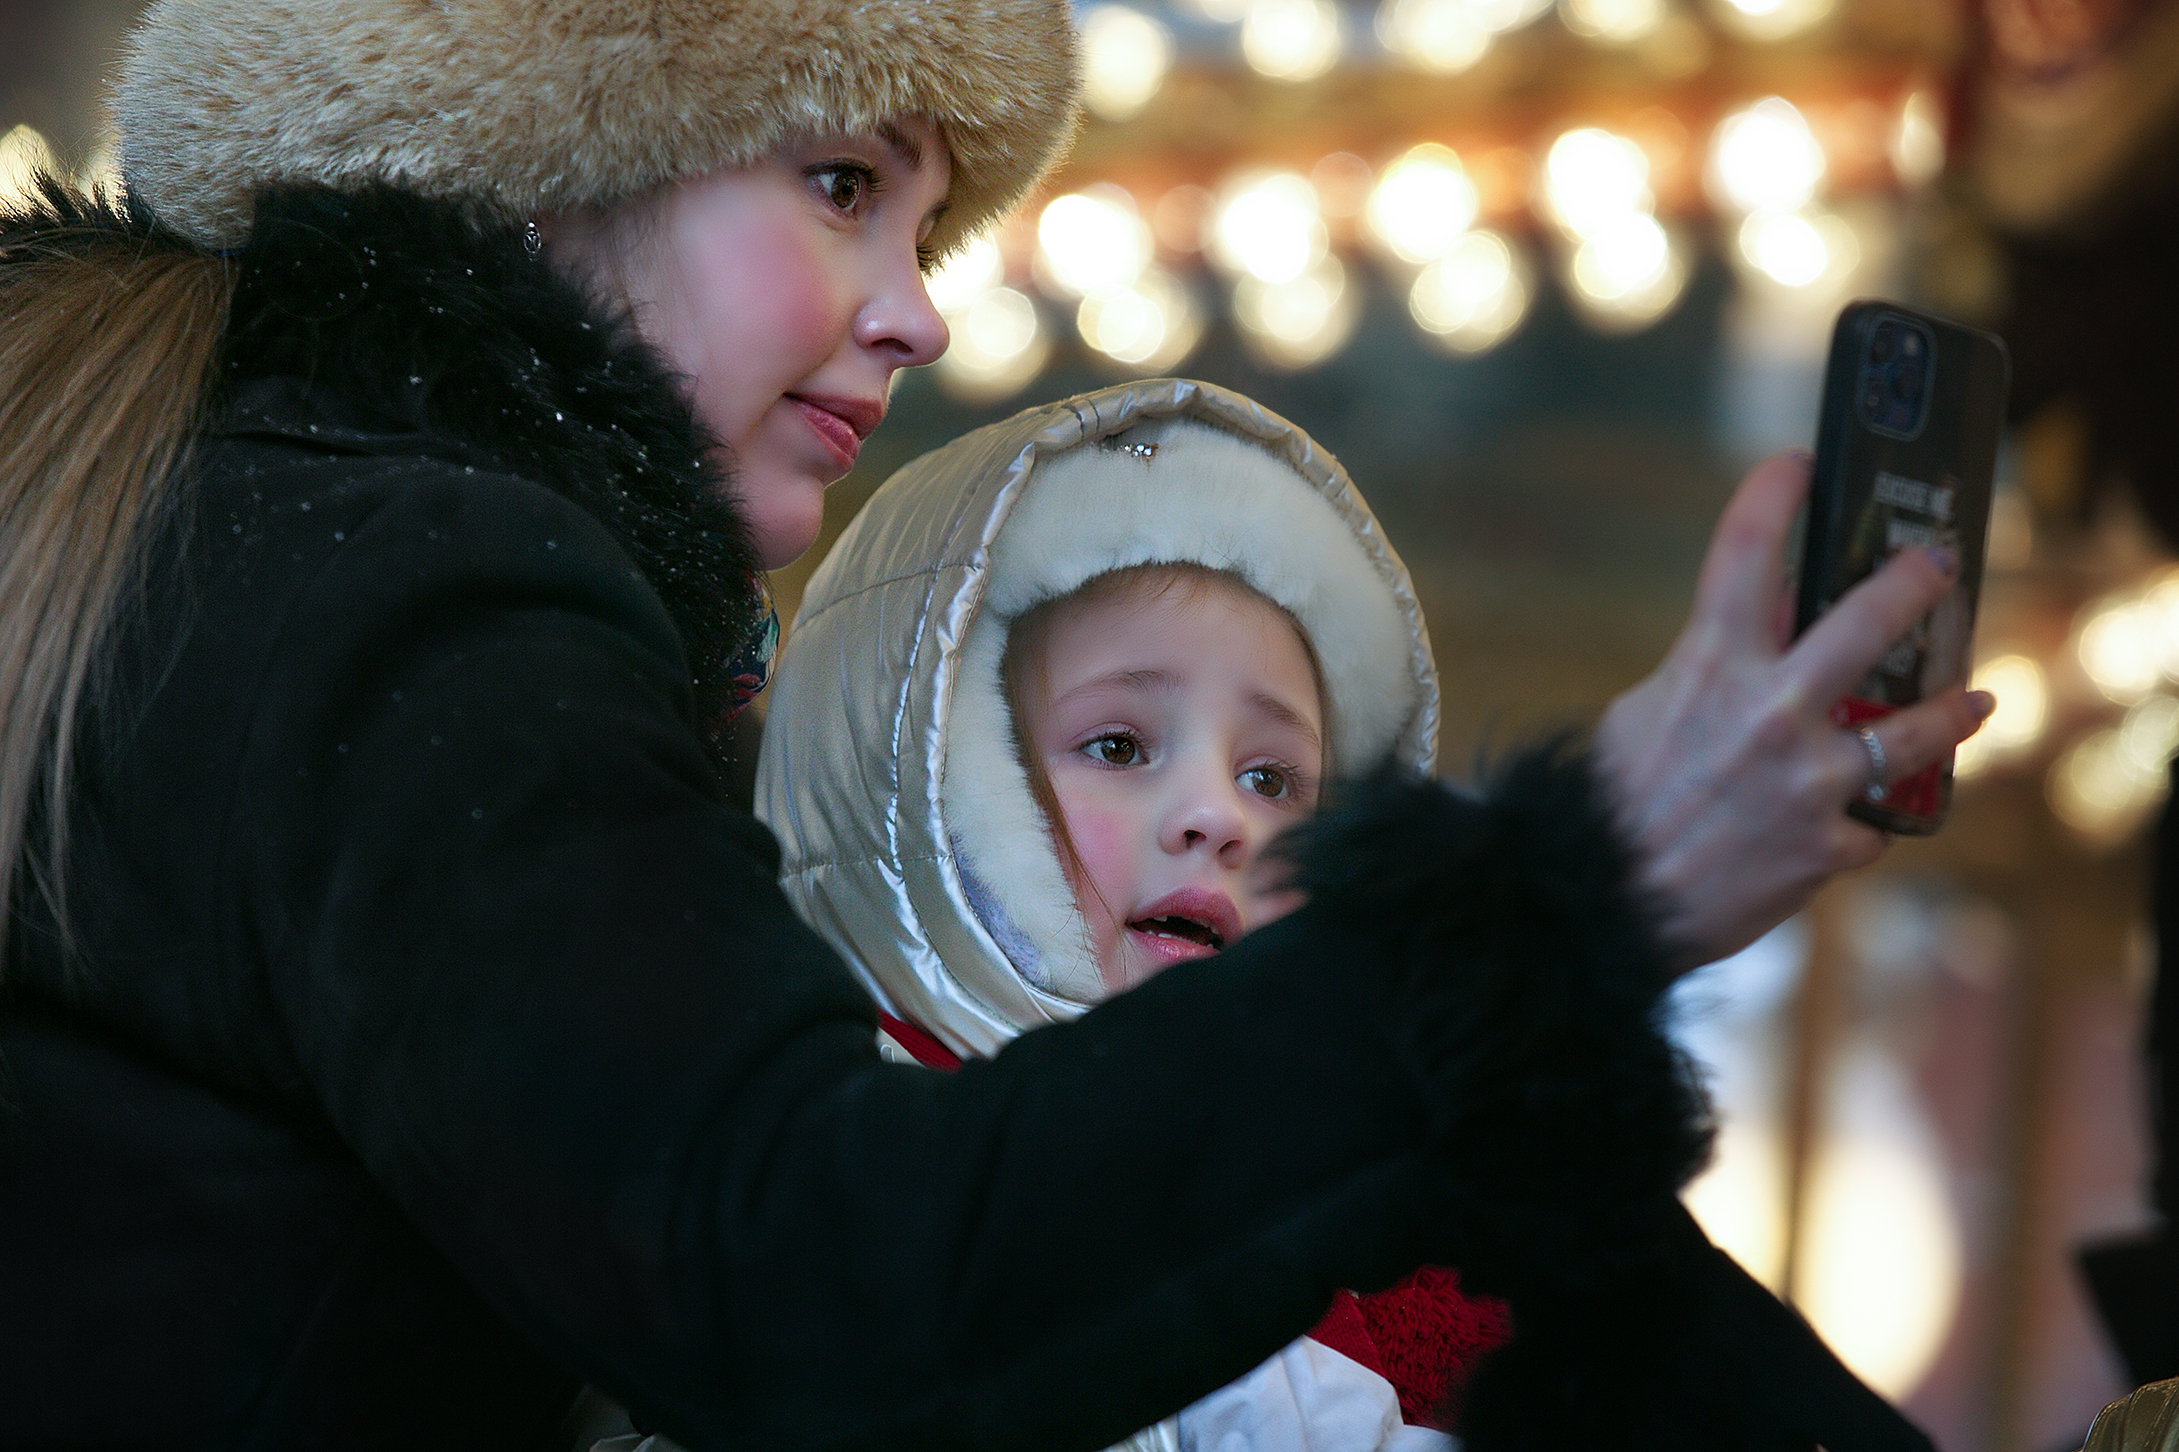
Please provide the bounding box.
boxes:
[1054,797,1139,918]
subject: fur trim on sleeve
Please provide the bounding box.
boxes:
[1281,743,1710,1294]
[1285,750,1934,1451]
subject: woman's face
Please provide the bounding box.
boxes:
[553,120,952,569]
[1015,576,1325,995]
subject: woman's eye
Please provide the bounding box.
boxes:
[1086,735,1140,766]
[1239,765,1291,800]
[810,164,872,214]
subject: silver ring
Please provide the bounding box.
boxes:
[1856,726,1889,804]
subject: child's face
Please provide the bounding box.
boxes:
[556,119,952,569]
[1017,580,1325,995]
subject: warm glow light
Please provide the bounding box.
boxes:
[1080,5,1175,121]
[1076,266,1204,372]
[1708,98,1828,216]
[1365,144,1479,264]
[2078,597,2163,704]
[1682,1119,1789,1291]
[934,287,1049,402]
[1794,1131,1961,1397]
[1713,0,1834,41]
[1241,0,1346,80]
[924,235,1004,314]
[1467,0,1555,31]
[1892,90,1946,188]
[2123,694,2179,775]
[2050,726,2168,845]
[0,125,57,209]
[1035,189,1152,298]
[1231,253,1359,370]
[1559,0,1665,43]
[1542,127,1652,239]
[1736,208,1858,290]
[1408,229,1532,354]
[1977,655,2047,753]
[1210,171,1327,284]
[1376,0,1492,70]
[1567,212,1686,329]
[1186,0,1254,20]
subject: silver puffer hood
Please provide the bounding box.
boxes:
[755,379,1439,1060]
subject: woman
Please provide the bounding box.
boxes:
[0,0,1986,1448]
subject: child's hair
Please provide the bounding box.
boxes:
[998,561,1330,922]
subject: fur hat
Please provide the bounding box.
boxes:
[114,0,1080,254]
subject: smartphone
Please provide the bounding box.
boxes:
[1794,300,2010,835]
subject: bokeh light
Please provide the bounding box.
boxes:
[2049,725,2169,845]
[1541,127,1653,239]
[1376,0,1492,71]
[1559,0,1666,43]
[1891,90,1946,189]
[2077,594,2164,704]
[1712,0,1835,41]
[1365,144,1480,264]
[0,124,56,209]
[1080,5,1175,122]
[933,288,1050,403]
[1035,188,1153,298]
[923,234,1005,315]
[1241,0,1346,80]
[1408,229,1533,354]
[1953,653,2048,779]
[1231,253,1360,369]
[1737,208,1860,289]
[1707,98,1828,216]
[1076,266,1205,372]
[1567,212,1687,328]
[1210,170,1329,284]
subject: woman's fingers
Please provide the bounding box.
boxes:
[1787,543,1958,708]
[1848,687,1997,793]
[1687,452,1814,651]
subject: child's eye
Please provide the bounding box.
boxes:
[1238,764,1291,800]
[1083,734,1142,767]
[808,162,877,214]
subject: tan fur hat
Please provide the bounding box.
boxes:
[115,0,1080,254]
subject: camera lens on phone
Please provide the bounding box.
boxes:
[1893,366,1923,403]
[1870,326,1895,364]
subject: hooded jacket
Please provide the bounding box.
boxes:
[755,380,1510,1447]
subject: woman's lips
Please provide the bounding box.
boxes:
[787,393,882,474]
[789,396,864,472]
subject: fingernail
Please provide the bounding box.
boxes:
[1783,447,1814,465]
[1923,544,1959,577]
[1968,690,1996,720]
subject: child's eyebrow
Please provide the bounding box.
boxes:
[1056,668,1179,705]
[1249,691,1322,750]
[876,121,925,172]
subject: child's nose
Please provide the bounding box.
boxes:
[1162,778,1251,867]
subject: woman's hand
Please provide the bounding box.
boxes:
[1593,451,1995,974]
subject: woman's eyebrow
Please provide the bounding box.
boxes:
[877,122,925,172]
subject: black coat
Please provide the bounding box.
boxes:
[0,187,1910,1452]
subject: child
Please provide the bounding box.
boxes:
[756,378,1508,1450]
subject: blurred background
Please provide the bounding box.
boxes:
[13,0,2179,1445]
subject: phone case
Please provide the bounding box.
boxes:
[1795,300,2010,835]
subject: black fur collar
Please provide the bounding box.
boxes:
[214,185,765,741]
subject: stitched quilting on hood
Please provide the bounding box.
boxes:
[212,184,768,742]
[755,380,1440,1060]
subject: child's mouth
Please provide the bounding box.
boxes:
[1128,915,1225,951]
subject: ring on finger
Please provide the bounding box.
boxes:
[1855,726,1889,804]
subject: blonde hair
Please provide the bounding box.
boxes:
[0,178,234,974]
[998,562,1330,917]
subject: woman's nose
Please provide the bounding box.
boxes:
[854,271,949,370]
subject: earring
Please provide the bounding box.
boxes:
[522,219,543,258]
